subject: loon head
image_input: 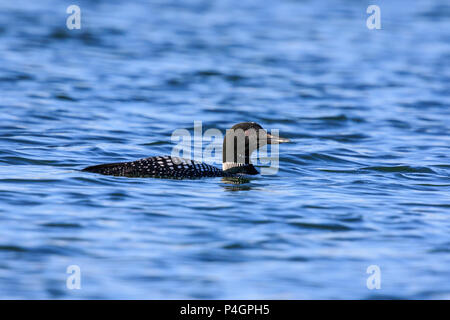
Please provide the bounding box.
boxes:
[222,122,290,174]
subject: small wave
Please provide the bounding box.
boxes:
[288,221,352,231]
[299,153,362,165]
[0,245,28,252]
[41,223,83,229]
[0,157,60,166]
[54,93,78,102]
[299,114,366,123]
[361,166,436,174]
[318,133,369,143]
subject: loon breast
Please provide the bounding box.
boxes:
[82,156,226,178]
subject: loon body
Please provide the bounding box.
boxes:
[82,122,289,179]
[82,155,239,178]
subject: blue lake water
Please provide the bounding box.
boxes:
[0,0,449,299]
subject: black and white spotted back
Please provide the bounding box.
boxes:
[82,156,226,178]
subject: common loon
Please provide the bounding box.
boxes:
[82,122,290,178]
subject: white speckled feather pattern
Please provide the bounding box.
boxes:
[83,156,230,178]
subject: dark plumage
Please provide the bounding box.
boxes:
[82,122,289,179]
[83,156,227,178]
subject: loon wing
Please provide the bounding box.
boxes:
[82,156,224,178]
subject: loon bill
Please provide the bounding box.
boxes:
[82,122,290,179]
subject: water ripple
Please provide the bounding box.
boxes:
[0,0,449,299]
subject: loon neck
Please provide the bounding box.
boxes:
[222,139,259,175]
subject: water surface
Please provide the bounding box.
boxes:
[0,0,449,299]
